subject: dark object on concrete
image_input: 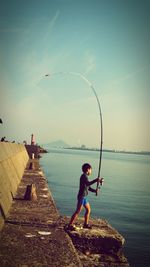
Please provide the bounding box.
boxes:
[24,184,37,201]
[29,162,34,170]
[1,136,6,142]
[0,118,3,123]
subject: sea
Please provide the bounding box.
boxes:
[40,148,150,267]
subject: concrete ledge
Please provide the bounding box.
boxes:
[65,218,125,253]
[0,156,130,267]
[55,217,130,267]
[0,159,82,267]
[0,223,82,267]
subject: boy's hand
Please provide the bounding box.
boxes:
[96,178,104,196]
[95,187,99,196]
[100,177,104,185]
[97,177,104,185]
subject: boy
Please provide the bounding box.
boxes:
[67,163,104,230]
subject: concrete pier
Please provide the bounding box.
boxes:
[0,158,82,267]
[0,143,130,266]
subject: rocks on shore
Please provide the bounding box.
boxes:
[39,146,48,153]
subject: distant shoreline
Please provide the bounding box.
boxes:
[64,147,150,156]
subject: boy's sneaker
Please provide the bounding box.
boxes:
[66,224,76,231]
[83,223,92,229]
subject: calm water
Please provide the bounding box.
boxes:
[40,149,150,267]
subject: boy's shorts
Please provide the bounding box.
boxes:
[77,197,89,207]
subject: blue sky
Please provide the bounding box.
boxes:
[0,0,150,151]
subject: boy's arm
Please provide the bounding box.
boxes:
[85,177,99,186]
[88,186,97,193]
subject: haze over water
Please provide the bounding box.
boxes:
[40,148,150,267]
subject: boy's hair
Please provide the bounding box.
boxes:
[82,163,92,173]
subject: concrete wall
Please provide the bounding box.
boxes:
[0,142,29,225]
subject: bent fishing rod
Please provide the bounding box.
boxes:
[45,71,103,195]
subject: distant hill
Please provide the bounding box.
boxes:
[44,140,70,148]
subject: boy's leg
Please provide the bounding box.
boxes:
[84,202,91,225]
[69,202,83,225]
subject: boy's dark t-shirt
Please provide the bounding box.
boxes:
[77,173,98,199]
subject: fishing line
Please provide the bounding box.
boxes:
[44,71,103,194]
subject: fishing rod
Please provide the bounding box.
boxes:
[45,71,103,195]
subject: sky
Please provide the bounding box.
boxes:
[0,0,150,151]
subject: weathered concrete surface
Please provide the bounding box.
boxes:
[59,217,130,267]
[0,155,130,267]
[65,218,125,253]
[0,223,82,267]
[0,159,82,267]
[0,142,29,229]
[76,250,130,267]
